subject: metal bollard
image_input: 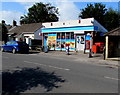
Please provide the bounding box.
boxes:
[89,49,92,58]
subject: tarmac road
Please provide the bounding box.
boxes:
[2,52,119,94]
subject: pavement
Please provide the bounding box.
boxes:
[38,50,119,67]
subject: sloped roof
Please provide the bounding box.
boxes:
[105,27,120,36]
[8,23,42,35]
[5,25,12,30]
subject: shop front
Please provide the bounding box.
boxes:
[42,27,98,53]
[41,18,108,53]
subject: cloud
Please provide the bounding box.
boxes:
[23,3,34,12]
[1,0,52,3]
[15,1,53,14]
[55,1,80,21]
[1,0,80,24]
[21,0,80,21]
[1,0,118,25]
[0,1,56,25]
[1,0,120,2]
[0,11,23,25]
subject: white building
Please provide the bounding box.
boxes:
[42,18,108,53]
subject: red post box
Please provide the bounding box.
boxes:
[95,42,104,53]
[92,45,98,53]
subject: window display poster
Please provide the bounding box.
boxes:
[61,39,66,50]
[85,35,91,50]
[47,34,57,50]
[76,36,85,44]
[86,40,90,50]
[56,39,61,50]
[66,39,75,51]
[56,39,66,50]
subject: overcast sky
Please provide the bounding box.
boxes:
[0,0,119,25]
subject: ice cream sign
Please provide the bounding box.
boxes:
[47,34,57,49]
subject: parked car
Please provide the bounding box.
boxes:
[0,41,29,54]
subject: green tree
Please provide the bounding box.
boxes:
[79,3,107,26]
[104,8,120,31]
[20,2,59,24]
[0,20,8,43]
[79,3,120,31]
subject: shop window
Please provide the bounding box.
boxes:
[62,32,65,39]
[66,32,70,39]
[57,33,60,39]
[61,41,65,48]
[71,32,74,39]
[47,33,56,50]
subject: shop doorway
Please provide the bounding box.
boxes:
[44,35,48,47]
[76,35,85,51]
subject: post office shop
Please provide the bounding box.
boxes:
[41,18,108,53]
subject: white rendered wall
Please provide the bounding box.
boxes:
[23,34,34,39]
[42,18,108,33]
[42,18,94,29]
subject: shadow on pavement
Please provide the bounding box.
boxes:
[2,67,65,95]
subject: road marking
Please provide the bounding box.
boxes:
[12,68,22,71]
[48,65,70,71]
[34,62,47,67]
[104,76,119,81]
[24,61,47,66]
[24,61,33,63]
[24,61,70,71]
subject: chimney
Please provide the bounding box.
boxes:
[2,20,5,24]
[13,20,17,26]
[20,21,24,25]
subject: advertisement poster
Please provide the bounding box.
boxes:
[56,39,66,50]
[86,40,90,50]
[85,35,91,50]
[47,34,57,50]
[61,39,66,50]
[66,39,75,51]
[56,39,61,50]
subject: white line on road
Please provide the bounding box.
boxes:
[24,61,33,63]
[104,76,119,81]
[48,65,70,71]
[24,61,70,71]
[24,61,46,66]
[34,62,47,67]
